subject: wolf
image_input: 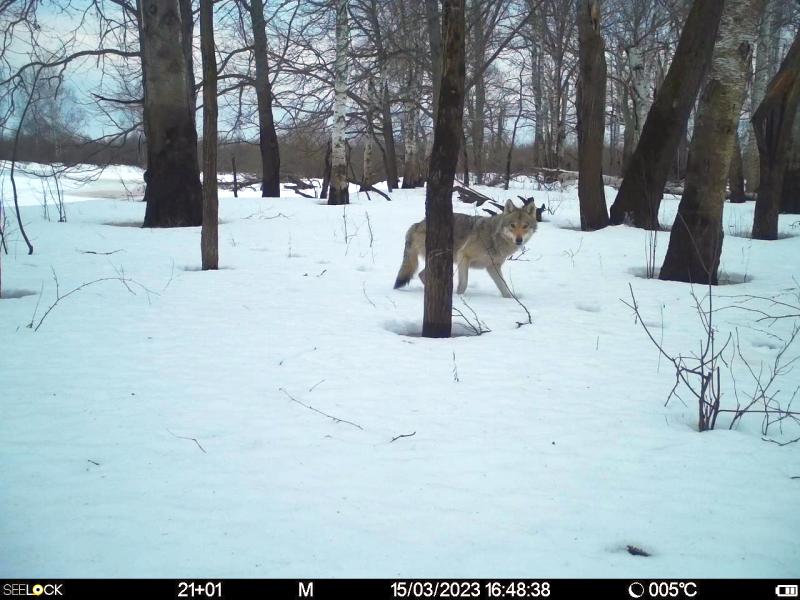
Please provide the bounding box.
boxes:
[393,199,538,298]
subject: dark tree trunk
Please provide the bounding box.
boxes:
[660,0,763,284]
[461,128,469,184]
[248,0,281,197]
[179,0,195,115]
[576,0,609,231]
[320,138,332,199]
[141,0,203,227]
[728,134,746,203]
[231,155,238,198]
[781,105,800,213]
[608,0,725,230]
[752,33,800,239]
[423,0,465,339]
[200,0,218,270]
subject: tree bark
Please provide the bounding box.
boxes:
[361,126,375,190]
[320,137,332,199]
[745,0,781,193]
[401,67,423,188]
[608,0,725,230]
[141,0,203,227]
[248,0,281,198]
[781,104,800,213]
[468,0,485,185]
[576,0,608,231]
[728,133,746,203]
[752,32,800,240]
[423,0,465,339]
[660,0,764,285]
[200,0,218,270]
[328,0,350,205]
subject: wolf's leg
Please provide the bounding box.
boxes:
[456,259,469,294]
[418,269,426,285]
[487,264,513,298]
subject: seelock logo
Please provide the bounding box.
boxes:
[2,583,64,597]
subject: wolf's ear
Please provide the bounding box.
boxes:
[526,202,538,214]
[504,199,515,213]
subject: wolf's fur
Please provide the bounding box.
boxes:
[393,199,538,298]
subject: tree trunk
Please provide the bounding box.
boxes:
[745,0,781,193]
[608,0,725,230]
[660,0,764,285]
[141,0,203,227]
[752,32,800,240]
[531,32,545,167]
[423,0,465,339]
[576,0,608,231]
[328,0,350,205]
[361,128,375,191]
[728,133,746,203]
[781,104,800,213]
[231,155,238,198]
[248,0,281,198]
[625,44,648,152]
[401,68,422,188]
[469,0,485,185]
[179,0,195,115]
[200,0,218,270]
[320,137,332,199]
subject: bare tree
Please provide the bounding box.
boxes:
[246,0,281,197]
[576,0,608,231]
[752,31,800,240]
[423,0,466,339]
[609,0,725,230]
[660,0,765,284]
[328,0,350,205]
[140,0,202,227]
[201,0,219,270]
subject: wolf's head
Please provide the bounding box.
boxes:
[499,199,538,246]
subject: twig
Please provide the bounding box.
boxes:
[167,429,207,453]
[280,387,364,430]
[390,431,417,443]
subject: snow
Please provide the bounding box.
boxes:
[1,164,799,578]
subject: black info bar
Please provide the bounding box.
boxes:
[1,579,797,599]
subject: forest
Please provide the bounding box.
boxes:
[1,0,799,581]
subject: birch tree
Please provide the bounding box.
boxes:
[328,0,350,205]
[660,0,765,284]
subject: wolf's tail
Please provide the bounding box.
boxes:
[393,225,420,288]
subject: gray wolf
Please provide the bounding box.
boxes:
[393,200,538,298]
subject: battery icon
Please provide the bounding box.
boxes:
[776,584,799,598]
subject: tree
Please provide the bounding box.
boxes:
[608,0,725,230]
[423,0,466,339]
[328,0,350,205]
[247,0,281,198]
[140,0,203,227]
[752,32,800,240]
[660,0,765,285]
[201,0,219,270]
[576,0,608,231]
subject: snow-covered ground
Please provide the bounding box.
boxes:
[1,164,798,577]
